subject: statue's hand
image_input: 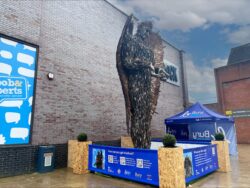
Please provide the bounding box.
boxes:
[151,67,169,81]
[150,63,155,71]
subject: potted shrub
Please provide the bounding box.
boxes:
[215,132,224,141]
[68,132,92,174]
[158,134,185,188]
[163,134,176,147]
[212,132,231,172]
[77,133,88,142]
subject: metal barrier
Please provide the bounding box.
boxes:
[184,144,219,183]
[88,143,219,186]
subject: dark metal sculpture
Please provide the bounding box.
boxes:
[116,15,168,149]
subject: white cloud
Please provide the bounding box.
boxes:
[108,0,244,103]
[108,0,250,31]
[227,26,250,45]
[185,56,227,103]
[211,58,227,68]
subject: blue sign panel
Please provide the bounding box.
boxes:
[0,35,38,145]
[166,124,189,140]
[184,144,219,183]
[189,123,215,140]
[88,145,159,186]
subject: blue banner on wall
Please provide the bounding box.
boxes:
[88,145,159,186]
[184,144,219,183]
[0,35,38,145]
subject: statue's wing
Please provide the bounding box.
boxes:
[148,32,164,117]
[116,15,134,135]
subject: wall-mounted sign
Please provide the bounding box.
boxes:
[225,109,250,118]
[0,34,38,145]
[164,59,180,86]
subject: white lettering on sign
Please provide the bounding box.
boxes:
[181,110,204,118]
[166,127,176,135]
[193,130,210,139]
[0,77,27,102]
[164,59,180,86]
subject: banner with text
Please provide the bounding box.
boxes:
[184,144,218,183]
[88,145,159,186]
[0,35,38,145]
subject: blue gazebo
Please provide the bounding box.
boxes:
[165,102,238,155]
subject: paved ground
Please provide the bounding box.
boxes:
[192,144,250,188]
[0,144,249,188]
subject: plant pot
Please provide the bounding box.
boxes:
[68,140,92,174]
[158,147,185,188]
[68,140,78,168]
[212,140,231,172]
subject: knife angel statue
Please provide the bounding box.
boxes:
[116,15,168,149]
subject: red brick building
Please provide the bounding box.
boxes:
[215,44,250,143]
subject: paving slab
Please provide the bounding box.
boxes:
[0,144,249,188]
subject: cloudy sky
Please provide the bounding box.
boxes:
[108,0,250,104]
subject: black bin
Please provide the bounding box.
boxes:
[37,145,55,173]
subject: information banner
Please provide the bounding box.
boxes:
[0,34,38,145]
[88,145,159,186]
[184,144,218,183]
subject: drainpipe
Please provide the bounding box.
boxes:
[179,50,189,108]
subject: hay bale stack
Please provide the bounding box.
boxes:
[121,136,134,148]
[158,147,185,188]
[212,141,231,172]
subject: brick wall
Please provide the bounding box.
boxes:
[0,0,184,145]
[0,0,185,177]
[0,144,67,178]
[204,103,220,113]
[215,61,250,143]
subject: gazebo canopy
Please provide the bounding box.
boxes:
[165,102,234,124]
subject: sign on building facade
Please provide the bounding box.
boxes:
[0,34,38,145]
[226,109,250,118]
[164,59,180,86]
